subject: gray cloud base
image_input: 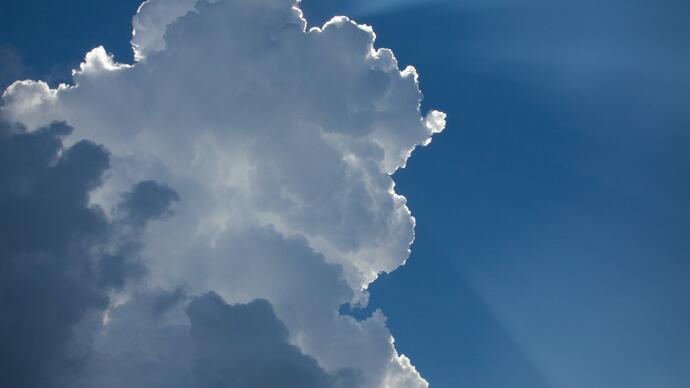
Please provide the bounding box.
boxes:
[0,121,178,388]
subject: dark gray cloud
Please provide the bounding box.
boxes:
[0,120,179,388]
[118,180,181,227]
[98,180,181,288]
[187,292,362,388]
[73,290,361,388]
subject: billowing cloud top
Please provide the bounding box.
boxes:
[0,0,445,387]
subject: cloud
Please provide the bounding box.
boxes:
[117,179,181,227]
[187,292,363,388]
[73,290,362,388]
[0,120,178,388]
[1,0,445,387]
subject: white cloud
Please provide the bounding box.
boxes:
[1,0,444,386]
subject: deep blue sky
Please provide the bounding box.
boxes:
[2,1,689,387]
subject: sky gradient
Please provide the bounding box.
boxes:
[1,1,689,387]
[303,1,690,387]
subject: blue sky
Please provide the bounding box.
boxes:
[1,1,689,387]
[304,1,690,387]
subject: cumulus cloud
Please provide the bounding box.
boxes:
[1,0,445,387]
